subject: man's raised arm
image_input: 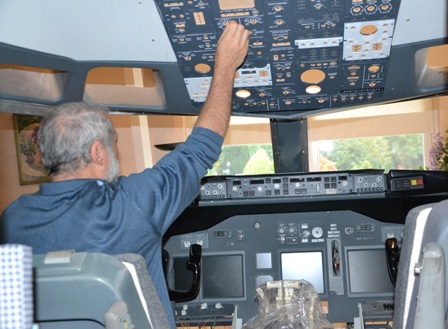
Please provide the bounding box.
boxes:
[194,21,250,137]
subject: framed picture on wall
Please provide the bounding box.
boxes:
[13,114,49,185]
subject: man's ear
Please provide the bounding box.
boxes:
[91,141,105,165]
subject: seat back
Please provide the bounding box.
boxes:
[33,251,169,329]
[114,253,171,328]
[393,200,448,329]
[0,244,34,329]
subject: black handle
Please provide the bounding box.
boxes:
[165,244,202,303]
[331,240,341,276]
[385,238,400,286]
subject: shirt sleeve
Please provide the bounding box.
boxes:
[116,127,223,234]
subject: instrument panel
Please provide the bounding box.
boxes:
[165,170,448,326]
[155,0,401,114]
[164,210,404,325]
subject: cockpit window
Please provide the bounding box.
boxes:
[205,97,444,175]
[0,65,67,101]
[84,67,166,108]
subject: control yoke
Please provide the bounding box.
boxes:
[385,238,400,286]
[163,244,202,303]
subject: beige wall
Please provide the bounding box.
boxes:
[112,115,137,175]
[433,96,448,133]
[308,98,442,140]
[147,115,195,166]
[224,123,272,145]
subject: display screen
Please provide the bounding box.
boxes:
[202,254,245,299]
[280,252,325,294]
[346,248,395,295]
[174,253,245,301]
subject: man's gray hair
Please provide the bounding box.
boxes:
[38,102,116,176]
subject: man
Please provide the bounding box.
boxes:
[1,21,250,328]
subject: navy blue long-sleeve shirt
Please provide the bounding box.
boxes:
[1,127,223,328]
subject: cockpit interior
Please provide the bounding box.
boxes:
[0,0,448,328]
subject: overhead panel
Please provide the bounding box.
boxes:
[155,0,401,115]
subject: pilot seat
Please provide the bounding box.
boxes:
[393,199,448,329]
[32,250,170,329]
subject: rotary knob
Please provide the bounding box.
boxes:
[312,227,324,238]
[273,5,283,12]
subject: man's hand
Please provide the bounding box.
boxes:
[214,21,250,79]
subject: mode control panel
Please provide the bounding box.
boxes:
[200,171,386,200]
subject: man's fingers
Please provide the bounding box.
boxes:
[215,20,250,71]
[242,29,251,45]
[219,22,232,40]
[222,20,242,39]
[221,21,250,47]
